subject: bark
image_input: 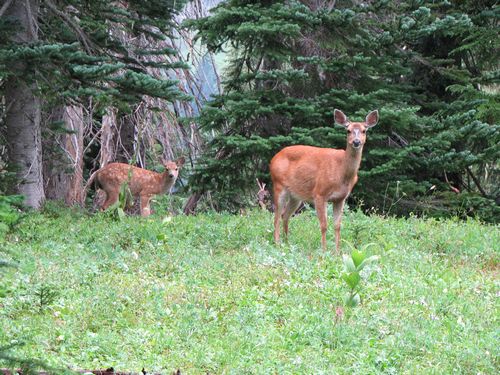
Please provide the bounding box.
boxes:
[4,0,44,209]
[43,105,85,206]
[183,192,202,215]
[99,108,117,167]
[466,166,488,198]
[117,112,136,164]
[99,108,145,168]
[63,106,85,205]
[43,106,65,200]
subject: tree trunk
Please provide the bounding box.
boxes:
[43,105,85,206]
[183,192,203,215]
[117,109,145,167]
[117,112,136,164]
[4,0,44,209]
[63,106,85,205]
[99,108,117,167]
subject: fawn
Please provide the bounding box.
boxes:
[86,157,185,217]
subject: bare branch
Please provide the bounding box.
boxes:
[0,0,14,18]
[466,166,488,198]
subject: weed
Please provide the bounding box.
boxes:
[32,283,59,313]
[341,244,379,308]
[0,195,24,240]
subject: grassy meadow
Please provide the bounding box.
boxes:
[0,203,498,374]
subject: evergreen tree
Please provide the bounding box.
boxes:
[0,0,190,207]
[186,0,499,221]
[387,0,499,220]
[185,0,419,210]
[1,0,44,209]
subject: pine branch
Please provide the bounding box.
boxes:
[44,0,94,54]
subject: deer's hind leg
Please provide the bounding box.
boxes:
[283,196,301,241]
[273,184,289,244]
[101,190,119,211]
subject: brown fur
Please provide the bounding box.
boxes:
[270,109,378,253]
[85,157,185,217]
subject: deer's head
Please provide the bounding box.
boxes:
[162,157,185,181]
[334,109,379,150]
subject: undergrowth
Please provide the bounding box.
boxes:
[0,205,498,374]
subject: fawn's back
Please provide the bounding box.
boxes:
[96,162,174,196]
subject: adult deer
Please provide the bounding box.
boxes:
[270,109,378,253]
[85,157,185,217]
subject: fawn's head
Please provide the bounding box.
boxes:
[334,109,379,150]
[162,157,185,180]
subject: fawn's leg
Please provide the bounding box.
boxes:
[140,194,152,217]
[101,190,119,210]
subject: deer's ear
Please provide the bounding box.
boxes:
[334,109,348,128]
[365,110,379,128]
[175,156,185,167]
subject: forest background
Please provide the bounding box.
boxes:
[0,0,498,223]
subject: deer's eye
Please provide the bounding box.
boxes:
[362,130,366,134]
[347,130,352,134]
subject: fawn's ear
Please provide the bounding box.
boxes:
[175,156,185,167]
[334,109,348,128]
[365,110,379,128]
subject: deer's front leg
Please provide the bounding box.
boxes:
[332,199,345,254]
[314,196,328,251]
[140,194,152,217]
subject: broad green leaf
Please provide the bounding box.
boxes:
[351,249,366,268]
[357,255,380,271]
[157,233,167,241]
[343,254,356,272]
[342,271,361,289]
[362,243,377,252]
[117,207,126,221]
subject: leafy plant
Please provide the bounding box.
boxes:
[1,209,498,373]
[0,343,70,375]
[106,181,133,221]
[0,195,24,240]
[341,245,379,308]
[33,284,59,313]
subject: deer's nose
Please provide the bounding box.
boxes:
[353,139,361,148]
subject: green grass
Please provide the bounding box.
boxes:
[0,205,498,374]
